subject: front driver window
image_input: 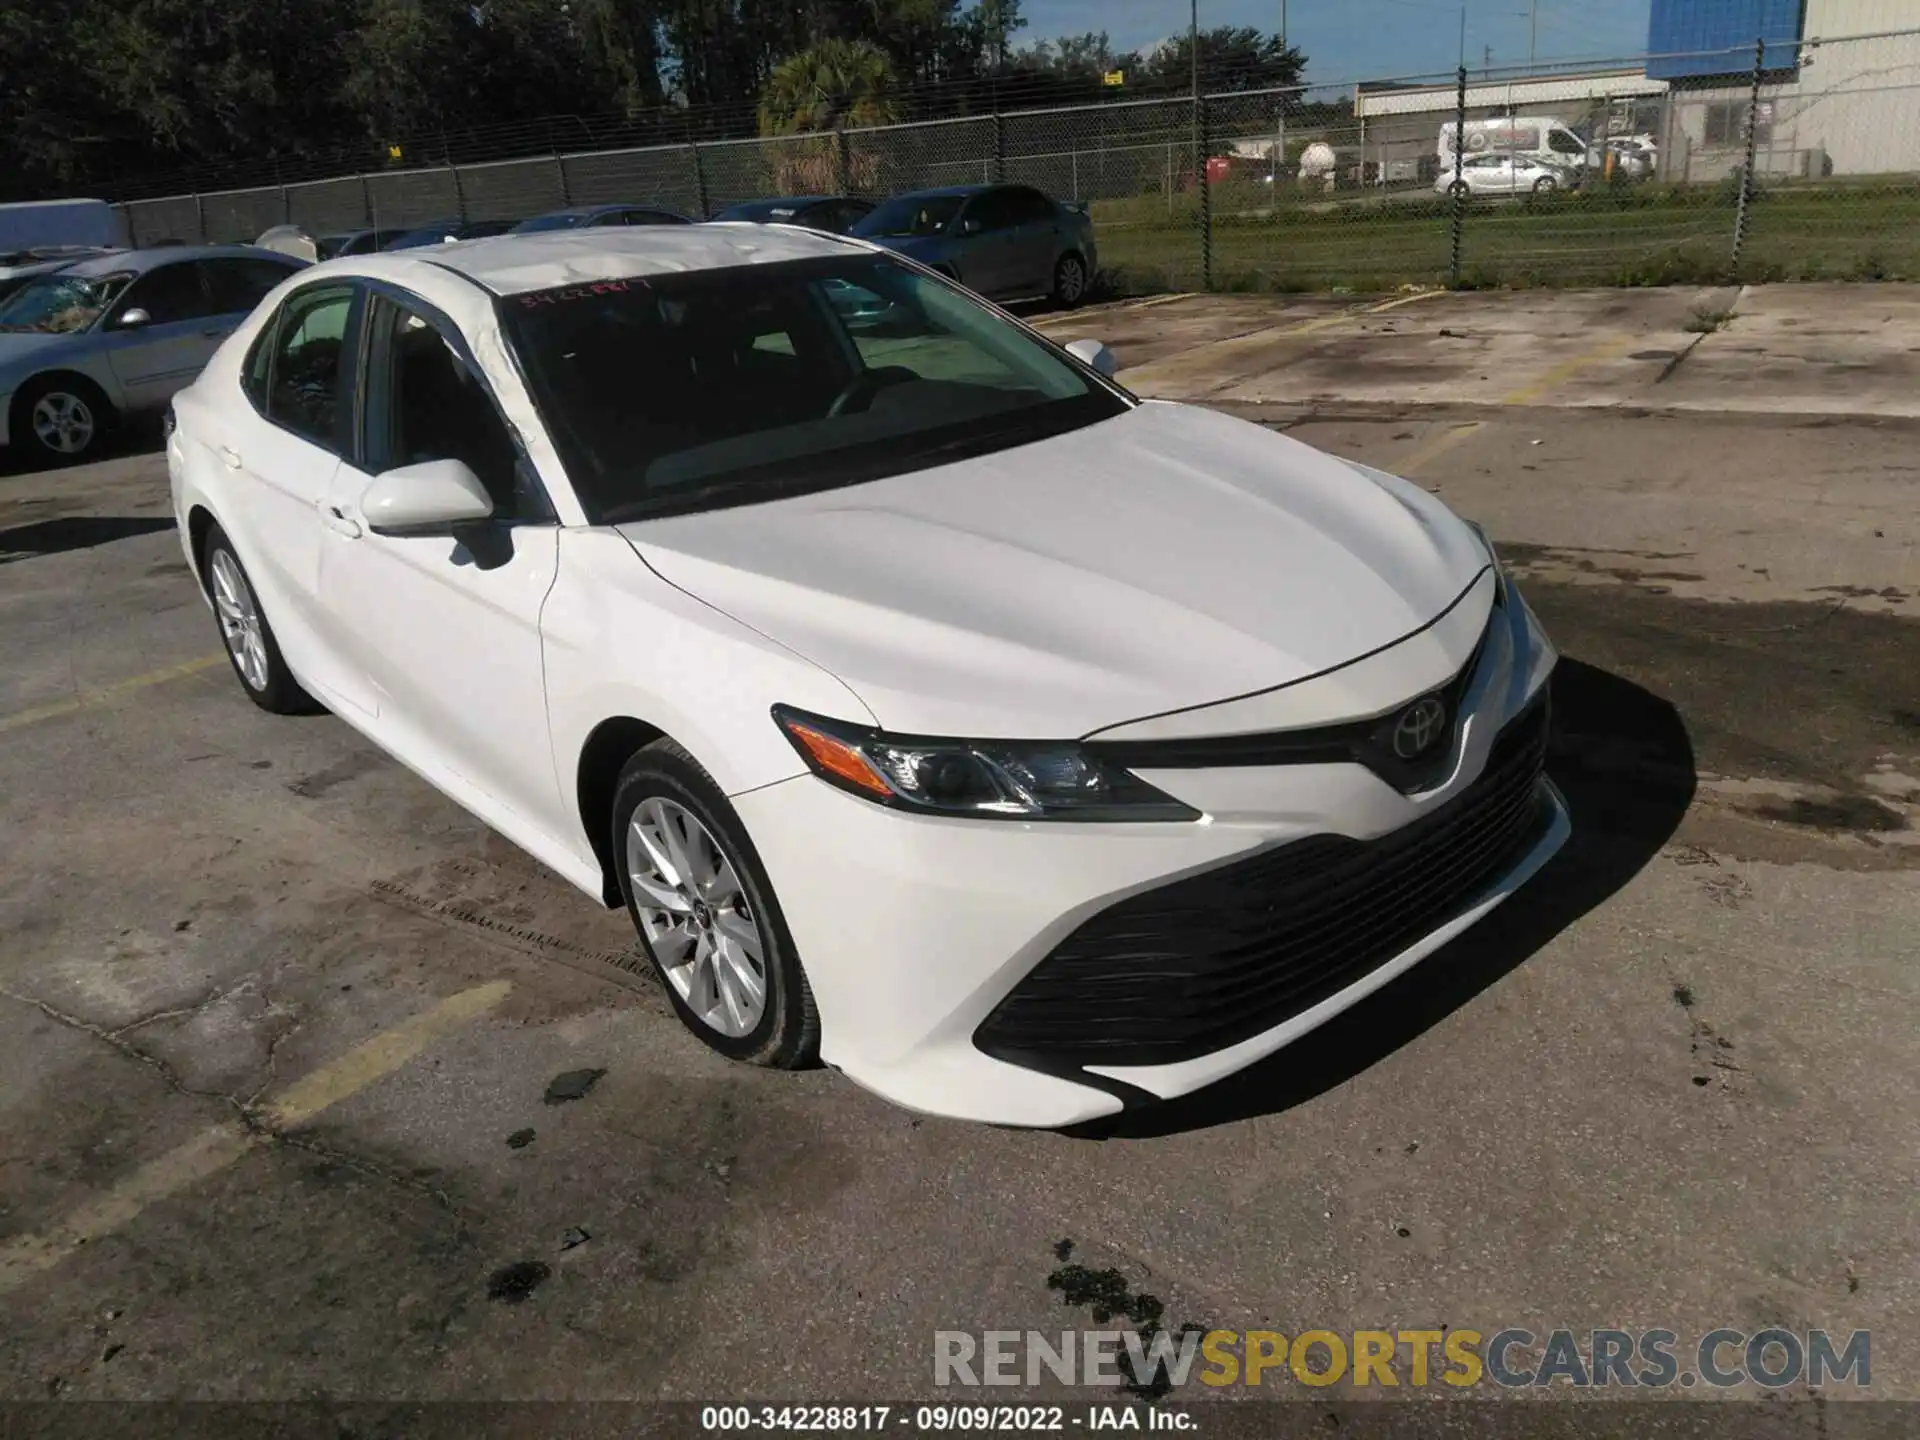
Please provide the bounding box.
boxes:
[266,286,354,448]
[369,299,525,516]
[114,263,209,327]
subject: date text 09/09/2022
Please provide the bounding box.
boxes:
[701,1405,1188,1432]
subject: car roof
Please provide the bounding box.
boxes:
[356,223,861,295]
[62,244,298,278]
[883,184,994,201]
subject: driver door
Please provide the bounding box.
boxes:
[948,189,1023,297]
[317,290,566,837]
[101,261,223,411]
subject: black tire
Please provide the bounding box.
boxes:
[1533,176,1559,196]
[1447,181,1471,201]
[10,374,113,467]
[1052,251,1089,308]
[201,523,319,715]
[611,738,819,1069]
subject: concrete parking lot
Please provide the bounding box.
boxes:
[1,284,1916,1417]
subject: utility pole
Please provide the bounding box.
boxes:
[1273,0,1287,189]
[1529,0,1537,68]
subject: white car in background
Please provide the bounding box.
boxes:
[166,226,1567,1128]
[1440,153,1580,199]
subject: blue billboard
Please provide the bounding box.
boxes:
[1646,0,1806,79]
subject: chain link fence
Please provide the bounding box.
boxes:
[115,29,1920,295]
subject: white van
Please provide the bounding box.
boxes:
[1440,118,1591,173]
[0,199,130,256]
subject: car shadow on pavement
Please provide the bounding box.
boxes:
[1067,657,1697,1140]
[0,515,175,563]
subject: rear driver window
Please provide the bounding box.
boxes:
[265,287,354,449]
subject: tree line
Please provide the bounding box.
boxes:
[0,0,1305,200]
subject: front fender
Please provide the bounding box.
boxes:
[542,528,878,842]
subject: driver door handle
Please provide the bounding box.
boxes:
[320,504,362,540]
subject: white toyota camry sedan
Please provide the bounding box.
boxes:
[167,225,1569,1128]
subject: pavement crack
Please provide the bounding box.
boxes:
[108,977,254,1040]
[1653,332,1710,386]
[0,984,246,1114]
[262,1128,469,1229]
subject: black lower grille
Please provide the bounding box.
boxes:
[975,695,1554,1071]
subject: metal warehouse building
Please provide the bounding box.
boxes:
[1652,0,1920,179]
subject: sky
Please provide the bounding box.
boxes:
[1021,0,1655,87]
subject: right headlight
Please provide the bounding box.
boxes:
[772,705,1200,822]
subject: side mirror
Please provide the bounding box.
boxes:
[114,307,152,329]
[363,458,494,536]
[1065,338,1117,378]
[959,216,983,236]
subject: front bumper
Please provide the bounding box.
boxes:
[734,583,1567,1128]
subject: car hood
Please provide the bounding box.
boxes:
[617,401,1491,739]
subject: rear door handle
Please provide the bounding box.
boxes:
[321,504,362,540]
[217,446,242,469]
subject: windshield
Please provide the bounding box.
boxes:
[501,255,1127,523]
[852,195,964,239]
[513,212,588,233]
[0,271,130,333]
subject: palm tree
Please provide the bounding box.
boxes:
[757,39,898,137]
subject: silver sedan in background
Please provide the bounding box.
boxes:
[0,244,305,465]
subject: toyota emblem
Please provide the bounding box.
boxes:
[1392,695,1448,760]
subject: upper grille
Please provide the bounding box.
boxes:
[975,694,1553,1071]
[1085,610,1494,796]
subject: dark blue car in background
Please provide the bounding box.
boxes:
[848,183,1096,307]
[713,196,875,234]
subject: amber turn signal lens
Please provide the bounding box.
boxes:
[783,720,893,799]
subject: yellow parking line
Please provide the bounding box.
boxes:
[0,980,512,1295]
[1397,333,1642,476]
[0,654,226,735]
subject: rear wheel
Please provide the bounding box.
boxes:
[612,739,818,1068]
[1052,251,1089,308]
[1447,181,1471,201]
[202,525,318,714]
[12,375,111,466]
[1532,176,1560,196]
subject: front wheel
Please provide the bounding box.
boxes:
[203,525,318,714]
[1447,181,1471,201]
[1533,176,1560,195]
[1052,252,1089,308]
[12,375,111,466]
[613,739,818,1068]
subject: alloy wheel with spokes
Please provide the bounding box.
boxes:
[31,391,97,457]
[626,795,768,1038]
[1053,254,1088,308]
[610,738,817,1068]
[199,526,317,715]
[210,547,270,693]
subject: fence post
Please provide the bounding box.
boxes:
[193,192,207,243]
[689,138,710,219]
[1449,65,1467,287]
[1196,96,1213,292]
[442,130,467,222]
[1731,35,1765,272]
[992,112,1005,184]
[360,172,374,229]
[835,129,852,195]
[555,154,573,207]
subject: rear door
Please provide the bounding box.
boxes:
[216,280,367,708]
[998,187,1064,297]
[100,260,224,410]
[201,255,302,339]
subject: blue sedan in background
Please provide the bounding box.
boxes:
[712,195,874,234]
[848,183,1097,307]
[511,204,692,233]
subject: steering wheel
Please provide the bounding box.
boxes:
[828,366,918,418]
